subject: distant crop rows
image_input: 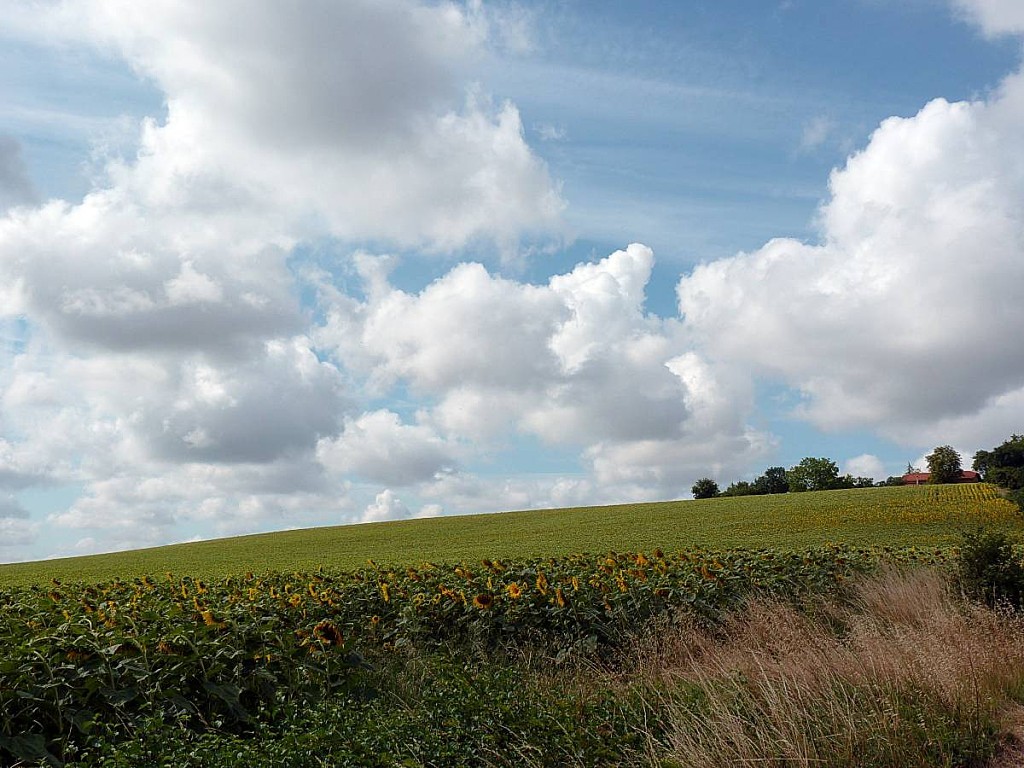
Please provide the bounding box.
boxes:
[781,482,1019,525]
[0,544,954,765]
[1,484,1017,590]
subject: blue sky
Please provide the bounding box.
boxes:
[1,0,1023,562]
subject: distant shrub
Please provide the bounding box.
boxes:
[691,477,720,499]
[956,529,1024,609]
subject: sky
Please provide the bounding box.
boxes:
[1,0,1023,563]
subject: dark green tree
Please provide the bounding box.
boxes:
[879,475,906,487]
[786,457,840,492]
[753,466,789,495]
[720,480,757,497]
[973,434,1024,489]
[691,477,720,499]
[926,445,962,484]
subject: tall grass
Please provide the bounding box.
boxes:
[635,568,1024,767]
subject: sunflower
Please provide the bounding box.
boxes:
[313,620,345,647]
[472,593,495,610]
[200,610,226,629]
[554,588,567,608]
[535,572,549,595]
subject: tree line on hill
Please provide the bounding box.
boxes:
[692,435,1024,501]
[973,433,1024,509]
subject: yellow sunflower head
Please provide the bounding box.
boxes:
[472,593,495,610]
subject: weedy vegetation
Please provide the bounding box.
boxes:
[1,484,1023,766]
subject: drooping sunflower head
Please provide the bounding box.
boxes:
[535,572,549,595]
[313,620,345,647]
[472,593,495,610]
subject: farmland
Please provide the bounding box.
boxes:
[0,483,1017,588]
[1,483,1022,766]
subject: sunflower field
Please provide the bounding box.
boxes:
[0,543,957,766]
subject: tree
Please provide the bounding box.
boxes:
[720,480,757,497]
[973,434,1024,490]
[691,477,720,499]
[786,457,840,492]
[926,445,962,484]
[753,466,789,495]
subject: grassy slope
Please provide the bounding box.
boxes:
[0,483,1018,587]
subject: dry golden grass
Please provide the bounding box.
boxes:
[632,568,1024,768]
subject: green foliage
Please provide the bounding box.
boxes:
[927,445,963,484]
[956,529,1024,608]
[753,466,789,495]
[691,477,719,499]
[787,457,841,492]
[67,659,650,767]
[1010,489,1024,514]
[974,434,1024,490]
[719,480,757,497]
[879,475,906,487]
[1,546,918,765]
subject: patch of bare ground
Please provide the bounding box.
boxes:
[991,705,1024,767]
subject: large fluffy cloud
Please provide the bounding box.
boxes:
[0,0,570,557]
[317,244,770,502]
[8,0,563,251]
[317,410,458,486]
[677,64,1024,447]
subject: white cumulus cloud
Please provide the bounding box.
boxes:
[318,243,770,501]
[677,66,1024,449]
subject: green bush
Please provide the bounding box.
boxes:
[957,529,1024,608]
[1009,489,1024,514]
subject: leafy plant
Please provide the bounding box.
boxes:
[956,528,1024,608]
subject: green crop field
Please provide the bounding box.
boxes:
[1,482,1022,766]
[0,483,1018,588]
